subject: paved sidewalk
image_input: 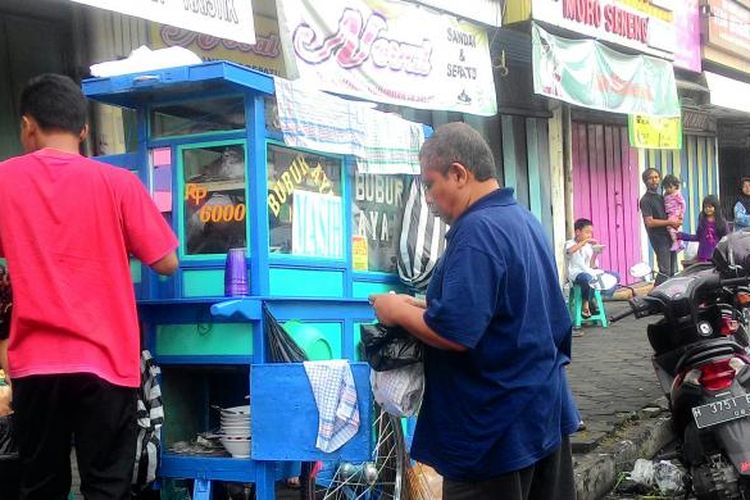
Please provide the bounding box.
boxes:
[568,301,675,500]
[568,301,664,450]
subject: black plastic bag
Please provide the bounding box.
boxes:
[264,303,308,363]
[0,413,19,500]
[0,414,16,458]
[360,324,422,372]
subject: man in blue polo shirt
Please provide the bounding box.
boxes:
[370,122,579,500]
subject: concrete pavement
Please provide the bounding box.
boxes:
[568,301,676,500]
[568,301,664,450]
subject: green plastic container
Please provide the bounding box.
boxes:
[283,321,333,361]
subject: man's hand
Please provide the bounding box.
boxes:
[369,293,467,352]
[368,293,414,326]
[668,217,682,229]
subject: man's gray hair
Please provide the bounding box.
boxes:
[419,122,497,182]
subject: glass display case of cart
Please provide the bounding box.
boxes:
[179,141,248,258]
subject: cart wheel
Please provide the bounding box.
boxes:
[301,406,405,500]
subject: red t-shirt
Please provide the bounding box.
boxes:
[0,149,178,387]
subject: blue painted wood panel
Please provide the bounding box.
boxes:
[269,268,344,297]
[251,363,372,461]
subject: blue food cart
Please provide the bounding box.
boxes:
[82,61,415,499]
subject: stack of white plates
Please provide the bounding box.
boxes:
[219,405,251,458]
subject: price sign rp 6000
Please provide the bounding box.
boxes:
[185,183,247,223]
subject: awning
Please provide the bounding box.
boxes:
[705,72,750,115]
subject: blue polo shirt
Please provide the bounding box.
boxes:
[412,188,580,481]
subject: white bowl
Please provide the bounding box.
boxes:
[220,436,251,458]
[221,419,250,427]
[221,412,250,419]
[221,411,250,418]
[220,425,251,434]
[222,431,251,438]
[220,405,250,416]
[221,415,250,422]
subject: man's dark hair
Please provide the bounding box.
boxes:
[419,122,496,181]
[662,174,681,190]
[741,177,750,188]
[641,167,660,185]
[19,74,87,135]
[574,218,592,231]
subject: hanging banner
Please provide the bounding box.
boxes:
[71,0,255,45]
[628,115,683,150]
[704,0,750,69]
[532,24,680,117]
[672,0,701,72]
[530,0,676,59]
[276,0,497,116]
[150,16,283,76]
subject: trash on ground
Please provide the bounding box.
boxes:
[618,458,685,496]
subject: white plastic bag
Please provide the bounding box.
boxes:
[371,363,424,417]
[629,458,655,486]
[628,458,684,495]
[653,460,685,495]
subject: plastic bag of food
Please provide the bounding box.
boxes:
[360,323,422,372]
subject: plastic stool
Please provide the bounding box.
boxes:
[568,284,608,329]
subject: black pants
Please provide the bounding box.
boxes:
[654,244,677,285]
[442,437,576,500]
[12,373,137,500]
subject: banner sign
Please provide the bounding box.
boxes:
[704,0,750,63]
[72,0,255,45]
[532,24,680,117]
[410,0,503,27]
[151,16,282,76]
[276,0,497,116]
[672,0,701,72]
[628,115,683,150]
[530,0,675,59]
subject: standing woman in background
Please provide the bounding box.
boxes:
[733,177,750,231]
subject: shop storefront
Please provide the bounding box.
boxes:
[0,0,78,160]
[505,0,689,281]
[701,0,750,221]
[639,1,718,243]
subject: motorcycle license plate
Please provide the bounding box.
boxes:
[692,395,750,429]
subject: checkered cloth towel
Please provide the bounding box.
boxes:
[303,360,360,453]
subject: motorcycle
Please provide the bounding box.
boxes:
[612,233,750,499]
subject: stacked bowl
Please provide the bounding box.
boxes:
[219,405,251,458]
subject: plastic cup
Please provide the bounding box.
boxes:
[224,248,249,297]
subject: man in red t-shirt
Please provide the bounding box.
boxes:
[0,74,178,500]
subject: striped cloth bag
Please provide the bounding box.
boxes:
[398,177,448,291]
[132,350,163,489]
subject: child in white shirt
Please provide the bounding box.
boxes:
[565,218,603,318]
